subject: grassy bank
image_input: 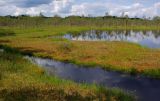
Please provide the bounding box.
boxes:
[0,45,135,101]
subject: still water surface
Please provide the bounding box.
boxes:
[64,30,160,48]
[27,56,160,101]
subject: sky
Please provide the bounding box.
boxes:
[0,0,160,18]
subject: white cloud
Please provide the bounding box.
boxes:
[71,2,160,18]
[0,0,73,16]
[0,0,159,18]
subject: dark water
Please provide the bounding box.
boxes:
[64,30,160,48]
[27,56,160,101]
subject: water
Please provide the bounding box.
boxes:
[27,56,160,101]
[63,30,160,48]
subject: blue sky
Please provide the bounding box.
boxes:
[0,0,160,18]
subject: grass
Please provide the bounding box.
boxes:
[0,16,160,30]
[0,17,160,100]
[1,15,160,101]
[0,28,15,37]
[0,45,135,101]
[0,26,160,78]
[0,16,160,72]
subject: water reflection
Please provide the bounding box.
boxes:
[64,30,160,48]
[27,56,160,101]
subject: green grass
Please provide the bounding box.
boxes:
[0,28,15,37]
[0,17,160,79]
[0,45,135,101]
[0,16,160,30]
[1,15,160,101]
[0,26,160,78]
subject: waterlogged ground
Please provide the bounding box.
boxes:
[0,27,160,77]
[0,27,160,101]
[64,30,160,48]
[0,16,160,101]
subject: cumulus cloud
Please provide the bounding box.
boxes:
[0,0,73,16]
[0,0,159,18]
[71,2,160,18]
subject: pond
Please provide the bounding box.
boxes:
[63,30,160,48]
[27,56,160,101]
